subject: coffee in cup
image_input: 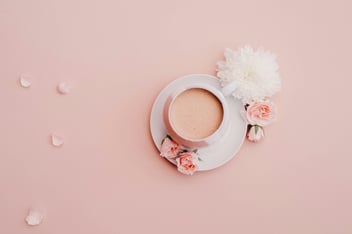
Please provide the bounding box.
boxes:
[163,83,231,148]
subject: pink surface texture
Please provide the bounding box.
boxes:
[1,0,352,233]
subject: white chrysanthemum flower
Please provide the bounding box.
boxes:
[217,46,281,103]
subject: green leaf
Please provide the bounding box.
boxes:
[254,125,259,134]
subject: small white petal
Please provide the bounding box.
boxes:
[25,209,44,226]
[51,134,64,147]
[19,76,32,88]
[57,82,72,94]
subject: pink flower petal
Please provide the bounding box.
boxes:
[25,208,44,226]
[176,152,198,175]
[51,134,64,147]
[160,137,180,159]
[19,75,32,88]
[57,82,72,94]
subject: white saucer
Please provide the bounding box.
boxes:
[149,74,247,171]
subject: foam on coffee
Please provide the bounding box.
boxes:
[170,88,223,140]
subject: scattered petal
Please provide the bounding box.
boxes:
[25,208,44,226]
[51,134,64,147]
[19,75,32,88]
[57,82,72,94]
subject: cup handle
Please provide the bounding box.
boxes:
[221,80,239,97]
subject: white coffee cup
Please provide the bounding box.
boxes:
[163,80,239,148]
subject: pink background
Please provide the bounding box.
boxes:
[1,0,352,233]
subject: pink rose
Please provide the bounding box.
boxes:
[245,101,276,126]
[176,152,198,175]
[160,137,181,159]
[247,125,264,142]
